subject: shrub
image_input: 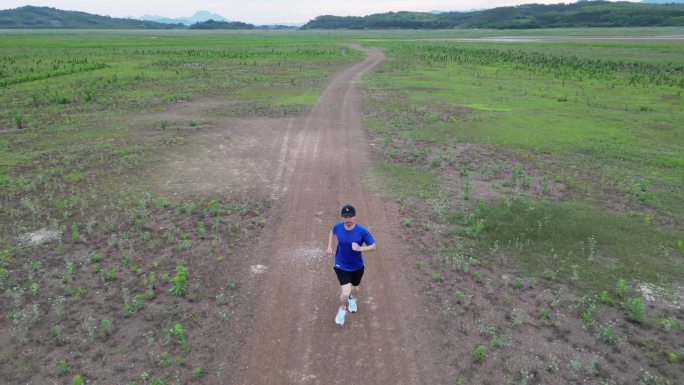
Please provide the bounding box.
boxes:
[173,322,188,346]
[57,360,70,376]
[90,251,104,263]
[599,290,612,304]
[622,298,645,322]
[615,279,628,298]
[473,345,487,362]
[99,319,111,339]
[171,263,188,297]
[599,323,619,345]
[193,367,203,380]
[538,308,551,320]
[514,276,523,289]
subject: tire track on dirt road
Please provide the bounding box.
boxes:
[232,47,441,385]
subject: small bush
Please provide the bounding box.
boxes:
[171,263,188,297]
[57,360,70,376]
[599,290,612,304]
[538,308,551,320]
[99,319,111,339]
[622,298,645,322]
[13,111,25,129]
[473,270,482,283]
[90,251,104,263]
[599,323,619,345]
[473,345,487,362]
[514,276,523,289]
[615,279,628,298]
[158,352,172,368]
[193,367,203,380]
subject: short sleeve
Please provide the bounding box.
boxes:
[362,228,376,246]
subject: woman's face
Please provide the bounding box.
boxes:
[342,215,355,226]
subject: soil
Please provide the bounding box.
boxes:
[148,46,445,384]
[4,44,681,385]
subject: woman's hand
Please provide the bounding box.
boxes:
[351,242,361,251]
[325,246,333,256]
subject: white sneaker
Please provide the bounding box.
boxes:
[348,297,358,313]
[335,307,347,326]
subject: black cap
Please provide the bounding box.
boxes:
[341,204,356,217]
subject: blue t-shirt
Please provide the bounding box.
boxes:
[332,222,376,271]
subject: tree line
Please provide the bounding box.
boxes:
[302,1,684,29]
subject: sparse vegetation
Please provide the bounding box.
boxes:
[473,345,487,362]
[1,26,683,385]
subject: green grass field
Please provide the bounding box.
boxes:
[360,33,683,384]
[363,38,684,292]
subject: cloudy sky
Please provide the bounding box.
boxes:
[2,1,639,25]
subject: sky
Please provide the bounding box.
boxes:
[3,1,640,24]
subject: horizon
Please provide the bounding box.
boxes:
[1,1,643,25]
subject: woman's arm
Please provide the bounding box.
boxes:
[325,230,334,255]
[351,242,376,252]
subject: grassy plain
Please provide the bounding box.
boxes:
[1,28,683,384]
[361,33,683,384]
[0,29,361,384]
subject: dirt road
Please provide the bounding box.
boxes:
[217,47,438,384]
[149,45,441,384]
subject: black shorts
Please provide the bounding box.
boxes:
[334,266,365,286]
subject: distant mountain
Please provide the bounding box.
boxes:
[303,1,684,29]
[141,10,228,25]
[641,0,684,3]
[188,20,254,30]
[0,5,184,28]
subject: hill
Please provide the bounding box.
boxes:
[188,20,255,30]
[641,0,684,3]
[302,1,684,29]
[141,10,228,26]
[0,5,184,29]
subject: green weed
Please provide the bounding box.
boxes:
[90,251,104,263]
[599,290,612,304]
[173,322,188,347]
[171,263,188,297]
[158,352,172,368]
[538,308,551,321]
[622,297,645,322]
[514,276,523,289]
[473,270,482,283]
[193,367,203,380]
[616,279,628,298]
[58,360,70,376]
[599,323,620,345]
[463,173,472,200]
[99,319,111,340]
[473,345,487,362]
